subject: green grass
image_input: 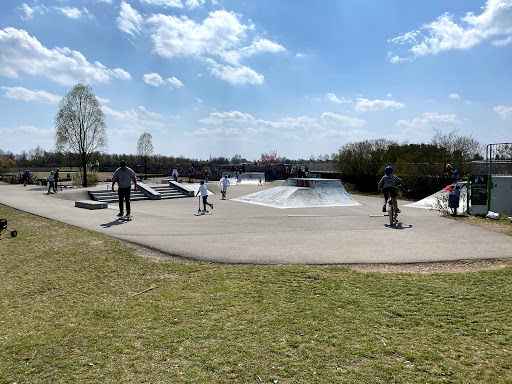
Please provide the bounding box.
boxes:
[1,204,512,383]
[447,213,512,237]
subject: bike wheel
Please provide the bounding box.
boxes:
[389,203,394,226]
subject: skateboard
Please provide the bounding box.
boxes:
[194,210,210,216]
[118,215,133,221]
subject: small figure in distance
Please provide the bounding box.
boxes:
[188,166,194,183]
[195,180,213,211]
[378,166,404,214]
[22,170,30,187]
[54,168,60,191]
[47,171,56,194]
[111,160,137,217]
[172,166,179,182]
[219,175,230,199]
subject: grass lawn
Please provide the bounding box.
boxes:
[447,213,512,237]
[1,204,511,383]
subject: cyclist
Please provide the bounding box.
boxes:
[378,166,404,213]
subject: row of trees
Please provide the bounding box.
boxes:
[332,129,483,197]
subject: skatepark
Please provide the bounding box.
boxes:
[1,178,511,265]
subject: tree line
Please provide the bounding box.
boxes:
[332,129,483,197]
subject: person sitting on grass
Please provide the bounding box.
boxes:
[378,166,404,214]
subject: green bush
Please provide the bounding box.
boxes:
[72,171,98,187]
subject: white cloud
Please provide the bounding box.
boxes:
[192,110,372,143]
[143,72,164,86]
[321,112,366,129]
[187,127,242,136]
[141,0,205,8]
[146,10,283,85]
[396,112,462,128]
[117,2,143,37]
[141,0,184,7]
[19,3,47,20]
[1,86,61,104]
[240,38,286,56]
[355,98,405,112]
[167,76,183,88]
[492,35,512,46]
[102,105,166,133]
[200,111,255,125]
[0,124,53,136]
[493,105,512,120]
[209,63,263,85]
[143,72,183,87]
[147,11,248,59]
[389,0,512,62]
[112,68,131,80]
[326,93,352,104]
[54,7,90,19]
[138,106,162,118]
[449,93,460,99]
[97,96,110,104]
[386,93,393,98]
[0,28,131,85]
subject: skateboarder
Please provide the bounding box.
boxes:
[219,175,230,199]
[111,160,137,217]
[195,180,213,211]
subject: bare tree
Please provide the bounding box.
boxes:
[55,83,107,187]
[137,132,153,180]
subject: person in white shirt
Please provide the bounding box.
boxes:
[47,171,56,194]
[219,175,230,199]
[172,166,179,182]
[195,180,213,211]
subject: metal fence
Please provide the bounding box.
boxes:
[485,143,512,175]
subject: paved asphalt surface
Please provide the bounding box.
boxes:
[1,180,511,264]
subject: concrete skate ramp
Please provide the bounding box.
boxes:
[231,178,360,209]
[405,182,467,212]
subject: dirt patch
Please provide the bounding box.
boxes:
[131,243,199,264]
[128,242,511,274]
[339,259,511,274]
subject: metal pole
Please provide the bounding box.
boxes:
[487,174,492,213]
[467,174,471,214]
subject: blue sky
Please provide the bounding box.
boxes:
[1,0,511,160]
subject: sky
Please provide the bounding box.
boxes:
[0,0,511,161]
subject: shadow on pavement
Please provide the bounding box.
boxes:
[100,219,126,228]
[385,222,413,230]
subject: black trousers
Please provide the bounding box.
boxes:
[118,187,131,213]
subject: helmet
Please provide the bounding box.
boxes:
[446,164,452,168]
[51,171,55,174]
[385,166,393,174]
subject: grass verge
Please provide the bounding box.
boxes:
[446,213,512,237]
[1,204,512,383]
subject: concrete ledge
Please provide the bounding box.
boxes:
[168,181,195,196]
[75,200,108,209]
[138,182,161,200]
